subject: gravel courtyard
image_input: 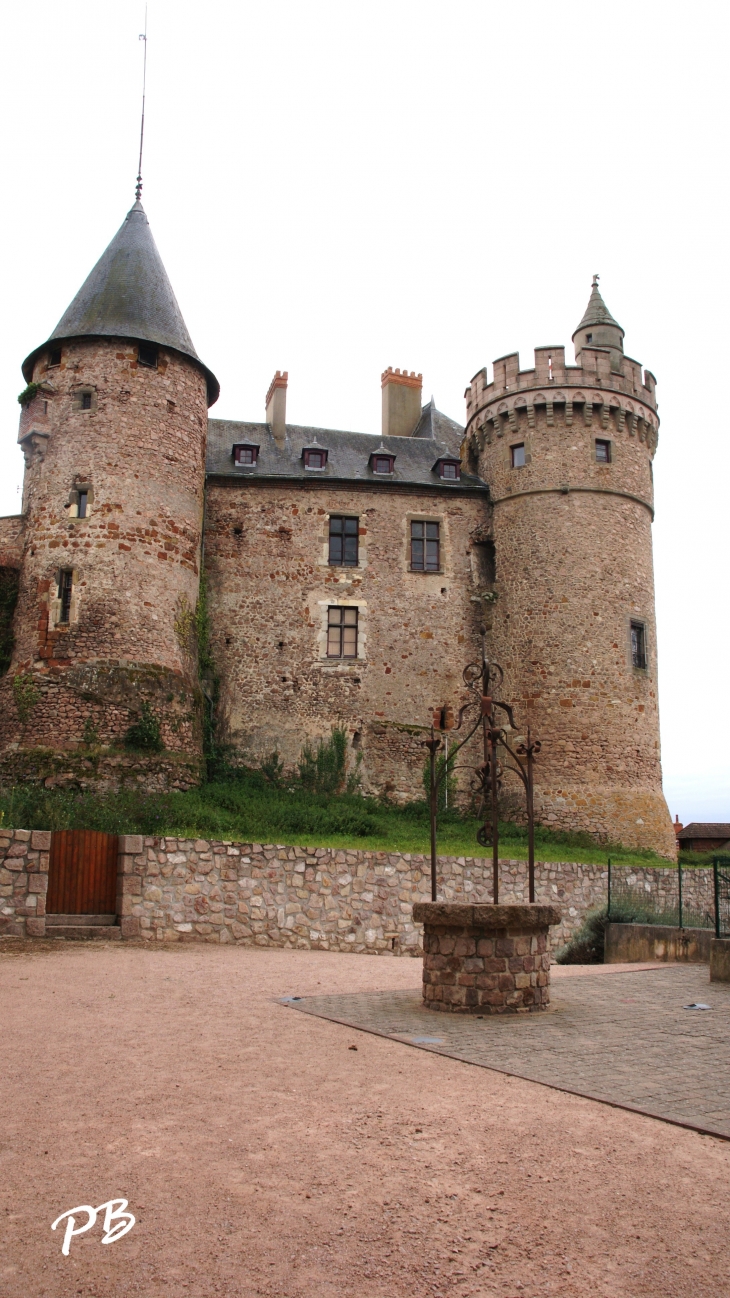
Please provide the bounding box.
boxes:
[1,940,728,1298]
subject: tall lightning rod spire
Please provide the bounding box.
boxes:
[135,7,148,203]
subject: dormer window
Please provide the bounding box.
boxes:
[233,443,260,467]
[48,346,62,368]
[434,457,461,481]
[303,447,328,470]
[371,453,395,475]
[138,342,158,369]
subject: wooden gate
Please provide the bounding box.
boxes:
[47,831,118,915]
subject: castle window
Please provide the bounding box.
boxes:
[81,392,92,411]
[631,621,647,670]
[372,454,395,475]
[595,438,611,463]
[77,491,88,519]
[48,346,62,367]
[586,333,593,343]
[511,443,526,468]
[327,606,358,658]
[59,570,73,625]
[411,520,440,572]
[303,447,328,470]
[233,443,260,467]
[329,516,358,567]
[434,457,461,480]
[137,342,158,369]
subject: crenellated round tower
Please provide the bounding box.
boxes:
[0,201,219,789]
[463,277,676,857]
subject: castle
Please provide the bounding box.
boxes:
[0,201,676,857]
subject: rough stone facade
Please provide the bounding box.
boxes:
[204,478,485,798]
[0,338,209,786]
[463,337,675,856]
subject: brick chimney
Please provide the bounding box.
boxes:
[381,368,422,438]
[266,371,288,445]
[674,814,683,836]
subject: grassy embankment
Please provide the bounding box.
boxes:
[0,768,678,867]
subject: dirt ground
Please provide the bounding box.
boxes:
[1,940,728,1298]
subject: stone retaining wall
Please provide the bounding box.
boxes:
[1,827,715,956]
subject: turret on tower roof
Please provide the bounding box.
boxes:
[572,274,624,371]
[22,201,219,404]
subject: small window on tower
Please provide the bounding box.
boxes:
[77,491,88,519]
[511,443,526,468]
[631,621,647,670]
[329,516,359,567]
[59,570,73,625]
[327,606,358,658]
[81,392,92,411]
[137,342,158,369]
[48,346,62,367]
[586,333,593,343]
[595,439,611,463]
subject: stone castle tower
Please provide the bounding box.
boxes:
[0,202,218,786]
[463,277,675,857]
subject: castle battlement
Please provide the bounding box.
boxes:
[464,343,659,453]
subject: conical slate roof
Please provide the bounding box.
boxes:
[22,202,219,404]
[573,275,623,338]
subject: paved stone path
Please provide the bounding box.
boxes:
[285,964,730,1140]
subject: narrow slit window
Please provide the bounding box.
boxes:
[329,516,358,567]
[81,392,92,410]
[327,606,358,658]
[59,570,73,624]
[631,621,647,669]
[138,342,158,369]
[411,520,440,572]
[77,491,88,519]
[595,439,611,463]
[511,443,526,468]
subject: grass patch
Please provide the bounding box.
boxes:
[0,769,672,865]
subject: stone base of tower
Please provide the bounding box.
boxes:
[0,744,204,793]
[535,784,677,860]
[0,664,205,794]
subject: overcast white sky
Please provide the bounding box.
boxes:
[1,1,728,824]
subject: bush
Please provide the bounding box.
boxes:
[555,900,656,964]
[123,702,163,752]
[298,727,349,795]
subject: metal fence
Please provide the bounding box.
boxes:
[714,856,730,938]
[607,861,715,931]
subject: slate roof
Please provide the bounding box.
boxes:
[574,277,624,337]
[22,202,219,405]
[676,823,730,841]
[206,404,487,493]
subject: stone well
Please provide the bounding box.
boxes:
[412,902,562,1014]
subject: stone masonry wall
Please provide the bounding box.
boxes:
[2,827,714,952]
[116,835,714,954]
[204,478,488,801]
[464,346,675,858]
[0,338,209,778]
[0,829,51,936]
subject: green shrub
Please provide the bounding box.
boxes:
[298,727,349,795]
[123,702,163,752]
[555,900,657,964]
